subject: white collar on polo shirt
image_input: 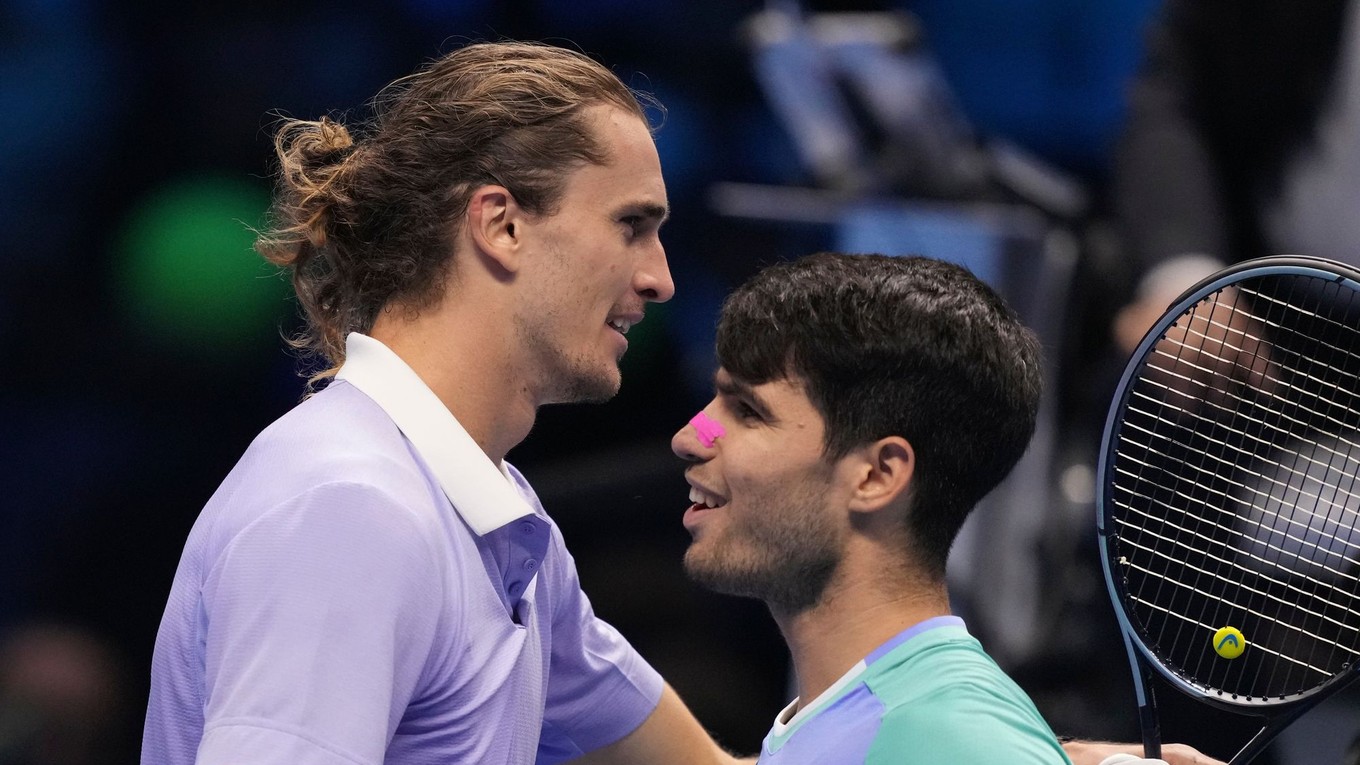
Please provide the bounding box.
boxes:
[334,331,535,535]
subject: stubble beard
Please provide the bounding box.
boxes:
[516,314,621,405]
[553,358,620,404]
[683,487,843,615]
[515,232,625,405]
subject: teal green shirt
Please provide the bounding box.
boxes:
[760,616,1071,764]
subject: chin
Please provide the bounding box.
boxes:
[684,543,838,613]
[556,369,620,404]
[583,366,622,401]
[682,546,746,598]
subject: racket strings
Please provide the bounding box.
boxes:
[1110,274,1360,701]
[1122,392,1360,534]
[1240,284,1360,377]
[1118,398,1360,572]
[1154,289,1265,689]
[1245,280,1351,699]
[1119,565,1346,681]
[1110,471,1360,606]
[1143,346,1360,456]
[1111,501,1360,641]
[1255,278,1360,694]
[1110,486,1360,690]
[1147,321,1360,458]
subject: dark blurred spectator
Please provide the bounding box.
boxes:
[0,622,131,765]
[1113,0,1356,352]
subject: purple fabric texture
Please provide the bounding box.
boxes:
[142,335,663,764]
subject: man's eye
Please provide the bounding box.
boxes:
[620,216,642,235]
[736,401,761,421]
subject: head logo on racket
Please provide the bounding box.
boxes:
[1213,626,1246,659]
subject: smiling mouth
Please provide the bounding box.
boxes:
[688,486,727,510]
[607,318,633,334]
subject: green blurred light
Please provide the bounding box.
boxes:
[115,176,286,348]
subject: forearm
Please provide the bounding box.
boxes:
[567,684,753,765]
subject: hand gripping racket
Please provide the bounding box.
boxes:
[1097,255,1360,763]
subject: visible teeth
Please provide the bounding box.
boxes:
[608,318,632,334]
[688,487,725,509]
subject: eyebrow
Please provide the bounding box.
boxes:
[714,374,772,415]
[618,201,670,226]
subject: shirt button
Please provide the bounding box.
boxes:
[524,558,538,571]
[519,521,537,535]
[508,581,522,596]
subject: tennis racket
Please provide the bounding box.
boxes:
[1097,255,1360,764]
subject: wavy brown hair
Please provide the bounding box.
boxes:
[256,41,658,384]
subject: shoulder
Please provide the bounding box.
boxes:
[864,633,1068,763]
[866,628,1018,699]
[214,381,439,522]
[250,380,418,481]
[867,699,1068,763]
[188,381,450,566]
[194,476,452,658]
[206,479,445,589]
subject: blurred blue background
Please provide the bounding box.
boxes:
[0,0,1190,762]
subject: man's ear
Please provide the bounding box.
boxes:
[466,185,525,274]
[847,436,914,515]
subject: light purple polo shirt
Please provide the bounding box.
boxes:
[142,333,663,764]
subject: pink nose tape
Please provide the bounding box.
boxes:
[690,412,725,448]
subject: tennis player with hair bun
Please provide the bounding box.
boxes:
[673,252,1223,765]
[141,40,745,765]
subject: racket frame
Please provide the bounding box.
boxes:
[1096,255,1360,763]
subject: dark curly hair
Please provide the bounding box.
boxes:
[716,252,1043,578]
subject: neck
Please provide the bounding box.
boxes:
[369,294,537,465]
[773,552,950,708]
